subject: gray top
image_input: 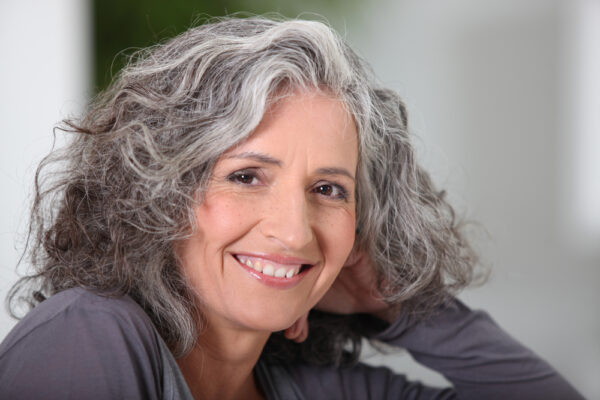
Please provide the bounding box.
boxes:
[0,288,583,399]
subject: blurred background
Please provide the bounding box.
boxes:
[1,0,598,398]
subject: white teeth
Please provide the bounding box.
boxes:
[275,268,286,278]
[253,261,262,272]
[262,264,274,276]
[237,255,306,278]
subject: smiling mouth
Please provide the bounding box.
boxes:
[233,254,313,279]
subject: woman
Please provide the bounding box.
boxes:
[0,17,582,399]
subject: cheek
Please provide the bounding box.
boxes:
[317,209,356,275]
[182,193,258,293]
[195,191,256,243]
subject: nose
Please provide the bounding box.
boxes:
[260,188,314,251]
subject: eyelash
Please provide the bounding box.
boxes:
[227,170,349,201]
[312,182,349,201]
[227,169,261,186]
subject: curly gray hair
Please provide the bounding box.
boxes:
[8,16,477,361]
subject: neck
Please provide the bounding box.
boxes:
[177,321,270,400]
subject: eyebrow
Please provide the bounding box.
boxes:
[315,167,355,182]
[226,151,355,181]
[225,151,282,166]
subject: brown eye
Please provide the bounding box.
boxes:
[316,185,333,196]
[236,174,254,184]
[227,170,260,185]
[313,183,348,200]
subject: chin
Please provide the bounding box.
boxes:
[232,304,306,333]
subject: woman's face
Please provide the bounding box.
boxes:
[178,90,358,332]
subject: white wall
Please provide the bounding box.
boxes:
[0,0,90,334]
[347,1,599,398]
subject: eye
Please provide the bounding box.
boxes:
[227,170,260,185]
[313,183,348,200]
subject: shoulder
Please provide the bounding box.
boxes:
[1,288,159,359]
[0,288,164,400]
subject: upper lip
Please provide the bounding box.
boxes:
[232,252,317,266]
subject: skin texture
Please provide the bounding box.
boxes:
[284,247,398,343]
[176,90,359,400]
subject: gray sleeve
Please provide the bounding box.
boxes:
[0,290,164,400]
[288,299,584,400]
[371,298,584,400]
[287,361,456,400]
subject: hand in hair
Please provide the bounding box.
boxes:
[284,248,399,343]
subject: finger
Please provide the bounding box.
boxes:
[284,312,309,342]
[283,322,298,339]
[296,320,308,342]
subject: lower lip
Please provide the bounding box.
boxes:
[233,255,312,289]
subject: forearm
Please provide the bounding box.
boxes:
[372,299,584,400]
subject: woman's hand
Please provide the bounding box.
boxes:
[283,311,309,343]
[316,248,398,323]
[284,248,399,342]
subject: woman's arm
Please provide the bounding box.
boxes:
[285,249,584,399]
[372,297,584,399]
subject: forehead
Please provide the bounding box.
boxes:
[227,90,358,168]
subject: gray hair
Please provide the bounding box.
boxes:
[8,16,477,361]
